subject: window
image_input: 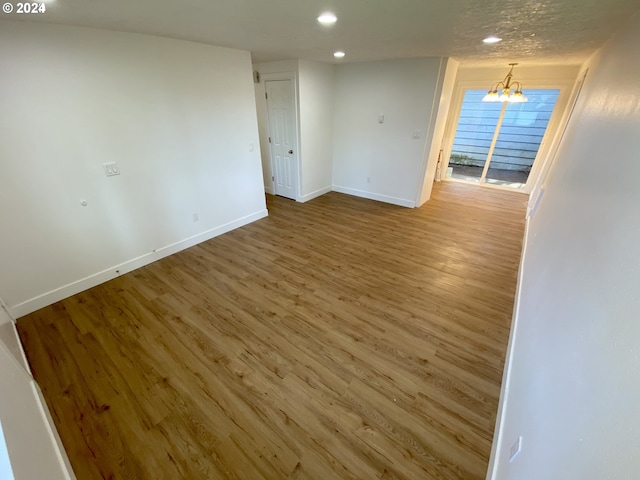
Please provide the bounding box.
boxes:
[447,89,560,189]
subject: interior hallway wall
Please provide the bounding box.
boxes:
[489,12,640,480]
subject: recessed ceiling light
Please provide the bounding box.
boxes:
[483,36,502,44]
[333,51,346,58]
[318,12,337,25]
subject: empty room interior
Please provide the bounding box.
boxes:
[1,1,640,479]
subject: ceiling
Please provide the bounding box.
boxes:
[5,0,640,65]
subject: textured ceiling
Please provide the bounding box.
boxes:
[4,0,640,64]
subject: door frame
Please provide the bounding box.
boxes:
[261,72,302,201]
[440,78,574,194]
[527,69,589,217]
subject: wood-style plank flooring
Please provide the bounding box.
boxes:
[17,182,527,480]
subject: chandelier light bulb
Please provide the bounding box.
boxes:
[318,12,337,25]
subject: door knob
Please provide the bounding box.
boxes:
[288,150,293,154]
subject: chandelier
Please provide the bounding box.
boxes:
[482,63,528,103]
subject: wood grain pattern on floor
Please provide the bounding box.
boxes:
[17,182,527,480]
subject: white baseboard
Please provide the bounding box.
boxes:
[331,185,415,208]
[485,216,531,480]
[31,381,76,480]
[264,185,274,195]
[299,186,331,203]
[9,209,268,318]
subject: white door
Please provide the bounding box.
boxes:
[265,80,298,200]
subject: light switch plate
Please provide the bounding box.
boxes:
[103,162,120,177]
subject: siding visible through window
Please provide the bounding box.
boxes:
[449,89,560,187]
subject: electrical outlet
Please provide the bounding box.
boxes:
[367,177,371,183]
[509,436,522,463]
[193,213,199,223]
[412,131,422,139]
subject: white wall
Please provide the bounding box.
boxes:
[0,22,267,317]
[417,58,459,206]
[488,12,640,480]
[0,303,28,374]
[0,302,75,479]
[332,58,444,208]
[526,67,589,217]
[0,347,75,480]
[298,60,335,201]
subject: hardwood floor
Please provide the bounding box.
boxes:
[17,182,527,480]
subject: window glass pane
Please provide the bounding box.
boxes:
[447,90,502,182]
[485,89,560,188]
